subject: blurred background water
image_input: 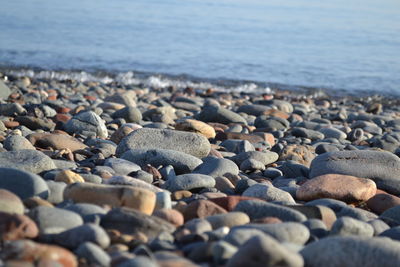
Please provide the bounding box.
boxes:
[0,0,399,94]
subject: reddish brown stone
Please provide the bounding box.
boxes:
[56,107,71,113]
[263,109,290,119]
[55,113,72,123]
[366,189,400,215]
[0,212,39,241]
[182,200,227,222]
[3,120,20,128]
[153,209,184,227]
[296,174,377,203]
[2,240,77,267]
[27,132,87,152]
[209,196,260,211]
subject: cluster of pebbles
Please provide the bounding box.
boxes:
[2,73,400,267]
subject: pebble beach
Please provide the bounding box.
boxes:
[2,71,400,267]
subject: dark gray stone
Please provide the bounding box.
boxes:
[104,158,141,175]
[330,217,374,237]
[0,167,49,200]
[380,205,400,225]
[196,105,247,125]
[63,203,107,223]
[3,135,35,151]
[234,200,307,222]
[111,106,142,123]
[121,148,202,174]
[292,127,324,140]
[65,111,108,138]
[75,242,111,267]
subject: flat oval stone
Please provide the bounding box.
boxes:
[121,148,202,174]
[3,135,35,151]
[330,217,374,237]
[309,150,400,195]
[175,119,216,139]
[28,206,83,235]
[0,150,56,174]
[0,189,24,214]
[243,184,296,204]
[234,200,307,222]
[64,183,156,215]
[0,168,49,200]
[164,173,216,192]
[27,132,87,152]
[205,212,250,229]
[301,236,400,267]
[196,105,247,125]
[296,174,377,203]
[192,157,239,178]
[116,128,211,158]
[104,158,141,175]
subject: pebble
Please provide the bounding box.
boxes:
[65,111,108,138]
[296,174,377,203]
[3,134,35,151]
[182,199,227,221]
[54,170,85,184]
[111,106,142,123]
[0,189,25,214]
[0,150,56,173]
[63,203,107,223]
[27,132,87,152]
[243,183,296,204]
[104,157,141,175]
[196,105,247,124]
[0,212,39,241]
[330,217,374,237]
[192,157,239,177]
[75,242,111,267]
[163,173,216,192]
[234,200,307,222]
[366,190,400,214]
[310,150,400,195]
[64,183,156,215]
[301,236,400,267]
[121,148,202,174]
[116,128,211,158]
[28,206,83,235]
[226,235,304,267]
[153,208,184,227]
[175,119,216,139]
[0,167,49,200]
[205,212,250,229]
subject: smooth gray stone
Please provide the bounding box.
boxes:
[226,235,303,267]
[305,198,347,212]
[337,206,378,222]
[292,127,325,140]
[263,167,283,178]
[280,161,309,178]
[242,184,296,204]
[315,143,340,154]
[223,227,267,246]
[75,242,111,267]
[303,219,328,238]
[232,150,279,166]
[309,150,400,195]
[129,170,153,184]
[155,191,172,210]
[369,219,390,236]
[301,236,400,267]
[236,104,272,116]
[184,218,213,234]
[380,205,400,225]
[0,79,11,99]
[212,240,238,265]
[3,135,35,151]
[319,127,347,140]
[254,116,289,131]
[111,106,142,123]
[379,226,400,241]
[80,173,103,184]
[47,223,110,249]
[235,178,258,194]
[101,207,175,239]
[196,105,247,125]
[193,157,239,178]
[121,148,202,174]
[234,200,307,222]
[116,128,211,158]
[65,111,108,138]
[63,203,107,223]
[104,158,141,175]
[233,222,310,245]
[330,217,374,237]
[46,180,66,204]
[52,159,78,169]
[163,173,215,192]
[257,99,293,113]
[0,149,56,174]
[220,139,255,154]
[28,206,83,235]
[0,167,49,199]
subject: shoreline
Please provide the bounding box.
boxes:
[1,65,398,99]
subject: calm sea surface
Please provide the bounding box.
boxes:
[0,0,399,94]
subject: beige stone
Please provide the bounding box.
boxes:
[64,183,156,215]
[55,170,85,184]
[175,119,216,139]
